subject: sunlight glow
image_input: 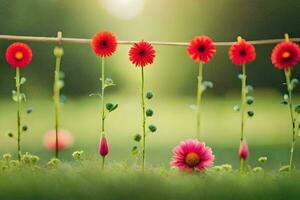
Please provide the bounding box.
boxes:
[99,0,145,20]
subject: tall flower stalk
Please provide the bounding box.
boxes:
[91,32,118,170]
[15,67,21,160]
[53,42,64,158]
[284,68,296,170]
[5,42,32,161]
[129,40,156,171]
[229,36,256,172]
[271,33,300,171]
[187,36,216,140]
[196,62,203,140]
[140,67,146,170]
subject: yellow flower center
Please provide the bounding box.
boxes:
[15,51,24,60]
[282,51,291,59]
[185,152,200,167]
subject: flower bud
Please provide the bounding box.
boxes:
[134,134,142,142]
[2,153,12,161]
[99,135,109,157]
[239,141,249,160]
[22,125,28,131]
[148,124,157,133]
[31,155,40,164]
[72,151,84,159]
[146,91,153,99]
[53,46,64,57]
[146,109,153,117]
[26,107,33,114]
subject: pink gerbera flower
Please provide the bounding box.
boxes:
[171,139,214,172]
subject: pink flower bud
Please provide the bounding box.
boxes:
[99,135,109,157]
[239,141,249,160]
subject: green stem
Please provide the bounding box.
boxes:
[141,67,146,171]
[239,64,247,172]
[101,156,105,170]
[240,64,247,142]
[16,68,21,161]
[53,53,62,158]
[196,62,203,140]
[240,158,245,174]
[284,68,296,171]
[101,57,105,134]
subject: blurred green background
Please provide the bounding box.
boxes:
[0,0,300,169]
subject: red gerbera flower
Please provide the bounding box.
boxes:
[271,41,300,69]
[6,42,32,68]
[91,32,117,57]
[129,40,155,67]
[187,35,216,63]
[229,38,256,65]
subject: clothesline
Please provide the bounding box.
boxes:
[0,34,299,46]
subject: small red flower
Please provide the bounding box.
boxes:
[229,38,256,65]
[91,32,117,57]
[6,42,32,68]
[271,41,300,69]
[187,35,216,63]
[129,40,155,67]
[99,135,109,157]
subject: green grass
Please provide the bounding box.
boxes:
[1,90,300,199]
[0,158,300,200]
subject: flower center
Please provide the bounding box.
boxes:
[239,49,246,57]
[185,152,200,167]
[139,49,145,56]
[198,45,206,52]
[101,40,108,47]
[15,51,24,60]
[282,51,292,61]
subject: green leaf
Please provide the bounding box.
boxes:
[134,134,142,142]
[258,156,268,163]
[106,103,118,112]
[202,81,213,90]
[12,92,26,102]
[20,77,26,85]
[247,111,254,117]
[238,74,244,80]
[233,105,240,112]
[246,96,254,105]
[294,105,300,113]
[281,100,288,105]
[58,80,64,90]
[110,104,118,112]
[104,78,115,88]
[279,165,290,172]
[131,146,139,156]
[246,85,254,93]
[253,167,263,173]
